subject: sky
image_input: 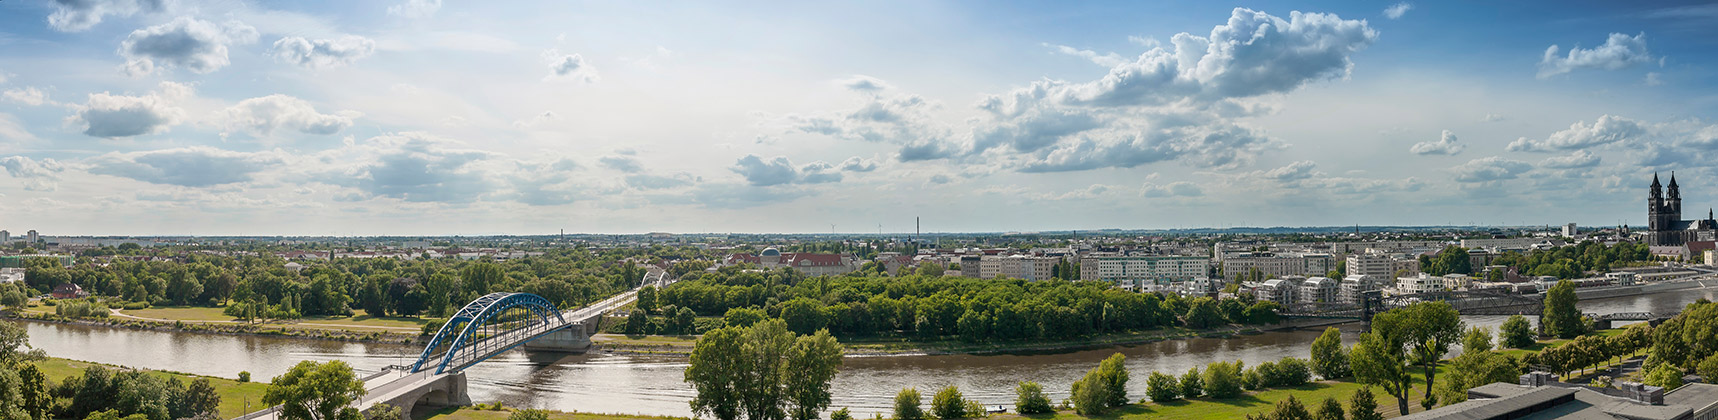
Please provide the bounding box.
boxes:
[1,0,1717,236]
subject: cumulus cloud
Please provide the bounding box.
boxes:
[1451,156,1532,182]
[1539,150,1600,169]
[1506,115,1647,152]
[48,0,166,32]
[543,50,599,83]
[1012,117,1277,172]
[1480,113,1505,122]
[1410,130,1465,155]
[65,82,190,138]
[1253,160,1321,181]
[322,133,502,203]
[271,36,376,69]
[1141,181,1203,197]
[2,88,52,106]
[598,154,644,173]
[1537,33,1652,79]
[388,0,441,19]
[1046,44,1128,67]
[217,94,359,137]
[88,147,281,187]
[839,156,878,172]
[0,156,65,191]
[118,17,258,76]
[730,155,842,186]
[1383,2,1412,19]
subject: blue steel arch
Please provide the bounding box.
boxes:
[411,292,564,373]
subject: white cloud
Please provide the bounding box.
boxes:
[217,94,360,137]
[1452,156,1532,182]
[0,156,65,191]
[1480,113,1505,122]
[88,147,282,187]
[1046,44,1128,67]
[543,50,599,83]
[2,87,52,106]
[1253,160,1321,181]
[1410,130,1465,155]
[388,0,442,19]
[1506,115,1647,152]
[1537,33,1652,79]
[48,0,166,32]
[1645,72,1664,86]
[118,17,259,76]
[730,155,842,186]
[320,133,505,204]
[0,114,39,144]
[598,154,644,173]
[838,75,892,92]
[512,111,560,128]
[65,82,191,138]
[1141,181,1203,197]
[1383,2,1413,19]
[271,36,377,69]
[1539,150,1601,169]
[839,156,878,172]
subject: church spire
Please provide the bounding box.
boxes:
[1652,172,1661,188]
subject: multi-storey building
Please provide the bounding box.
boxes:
[1257,277,1303,304]
[1080,255,1209,290]
[1299,277,1339,303]
[1221,252,1336,281]
[1396,273,1444,295]
[1339,274,1388,304]
[1346,252,1421,278]
[978,255,1058,281]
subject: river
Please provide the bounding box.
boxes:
[22,286,1718,418]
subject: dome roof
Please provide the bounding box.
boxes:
[760,247,781,256]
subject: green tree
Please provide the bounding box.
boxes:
[894,388,924,420]
[0,288,25,309]
[1070,368,1107,415]
[1351,314,1413,415]
[828,408,852,420]
[1014,381,1052,414]
[1501,315,1535,349]
[1543,280,1585,339]
[1146,371,1180,402]
[1699,354,1718,385]
[181,378,220,419]
[685,328,745,420]
[1311,327,1350,380]
[785,330,844,420]
[1202,361,1242,399]
[1643,364,1683,389]
[626,310,650,335]
[1180,366,1204,398]
[1348,387,1382,420]
[739,320,794,420]
[725,307,767,328]
[1401,302,1462,403]
[1184,298,1226,329]
[1098,353,1129,408]
[780,298,829,335]
[262,360,366,420]
[1270,396,1313,420]
[1315,397,1346,420]
[460,262,503,297]
[931,386,966,420]
[1462,326,1494,354]
[638,286,659,314]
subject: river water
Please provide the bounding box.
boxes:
[23,286,1718,418]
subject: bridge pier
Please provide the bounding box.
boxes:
[521,324,593,352]
[379,372,471,420]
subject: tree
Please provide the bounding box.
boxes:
[263,360,366,420]
[626,310,650,335]
[0,288,25,309]
[1401,302,1462,403]
[931,386,966,420]
[1311,327,1350,380]
[1643,364,1683,390]
[1315,397,1346,420]
[181,378,220,419]
[1501,315,1535,349]
[1146,371,1180,402]
[638,286,659,314]
[1351,328,1411,414]
[1270,396,1313,420]
[1184,298,1226,329]
[1180,366,1204,398]
[506,409,546,420]
[460,262,503,297]
[1014,382,1052,414]
[1098,353,1129,408]
[686,328,745,420]
[1203,361,1242,398]
[784,330,844,420]
[1348,387,1382,420]
[829,408,852,420]
[1543,280,1585,339]
[780,298,828,335]
[367,404,405,420]
[1070,368,1107,415]
[1462,326,1494,354]
[1699,354,1718,385]
[894,388,924,420]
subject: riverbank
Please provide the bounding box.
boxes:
[593,323,1280,357]
[31,356,270,420]
[5,310,421,345]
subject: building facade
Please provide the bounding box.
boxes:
[1346,252,1421,278]
[1080,255,1209,290]
[1646,173,1718,246]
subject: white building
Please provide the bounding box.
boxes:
[0,230,8,243]
[1080,255,1209,290]
[1257,277,1303,304]
[1441,274,1473,290]
[1299,277,1339,303]
[1340,274,1389,303]
[1346,252,1421,279]
[1221,252,1336,281]
[0,268,23,284]
[1563,223,1578,237]
[1397,273,1444,295]
[25,230,38,245]
[979,255,1059,281]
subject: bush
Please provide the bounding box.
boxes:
[895,388,924,420]
[1501,315,1536,349]
[508,409,548,420]
[1697,354,1718,384]
[1013,381,1053,414]
[830,408,852,420]
[1349,387,1383,420]
[1268,396,1312,420]
[1273,357,1312,387]
[1070,369,1108,416]
[932,386,966,419]
[1097,353,1128,408]
[1311,327,1350,380]
[1644,364,1684,390]
[238,371,250,383]
[1241,367,1263,391]
[1315,397,1345,420]
[1146,371,1180,402]
[421,319,446,336]
[122,301,149,310]
[1178,367,1203,398]
[1203,360,1243,399]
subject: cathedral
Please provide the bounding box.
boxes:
[1646,173,1718,246]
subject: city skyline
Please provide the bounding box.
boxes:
[2,1,1718,235]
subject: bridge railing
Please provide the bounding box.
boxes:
[231,405,282,420]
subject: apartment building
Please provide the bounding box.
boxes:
[1221,252,1336,281]
[1346,252,1421,278]
[1080,255,1210,290]
[978,255,1058,281]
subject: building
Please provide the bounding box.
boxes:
[1460,237,1563,249]
[1221,252,1336,281]
[1080,255,1209,290]
[958,255,981,278]
[1347,252,1421,278]
[1395,373,1718,420]
[1563,223,1578,237]
[1442,274,1473,290]
[0,268,23,284]
[1397,273,1444,294]
[979,255,1058,281]
[1340,274,1388,303]
[1256,277,1303,304]
[0,230,8,243]
[1298,277,1339,303]
[722,248,860,277]
[25,230,38,245]
[51,283,87,299]
[1646,173,1718,247]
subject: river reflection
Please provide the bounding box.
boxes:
[25,286,1718,418]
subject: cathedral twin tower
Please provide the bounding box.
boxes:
[1647,172,1718,246]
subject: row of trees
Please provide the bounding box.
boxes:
[657,270,1278,342]
[0,320,220,420]
[684,319,845,420]
[1491,241,1651,280]
[1526,323,1652,379]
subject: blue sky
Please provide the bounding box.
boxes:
[1,0,1716,235]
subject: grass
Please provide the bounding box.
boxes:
[31,357,271,420]
[415,406,687,420]
[117,305,429,332]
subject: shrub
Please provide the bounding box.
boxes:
[1349,387,1382,420]
[1097,353,1128,408]
[1070,369,1108,415]
[1270,396,1312,420]
[1203,360,1243,399]
[1274,357,1312,387]
[421,319,446,336]
[1644,364,1684,390]
[1146,371,1180,402]
[237,371,251,382]
[1311,327,1350,380]
[932,386,966,419]
[830,408,853,420]
[1241,367,1263,390]
[1315,397,1345,420]
[1178,367,1203,398]
[1013,381,1053,414]
[1697,354,1718,384]
[895,388,924,420]
[508,409,548,420]
[1501,315,1536,349]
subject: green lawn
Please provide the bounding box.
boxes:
[123,305,238,322]
[118,305,429,332]
[416,406,687,420]
[32,357,270,420]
